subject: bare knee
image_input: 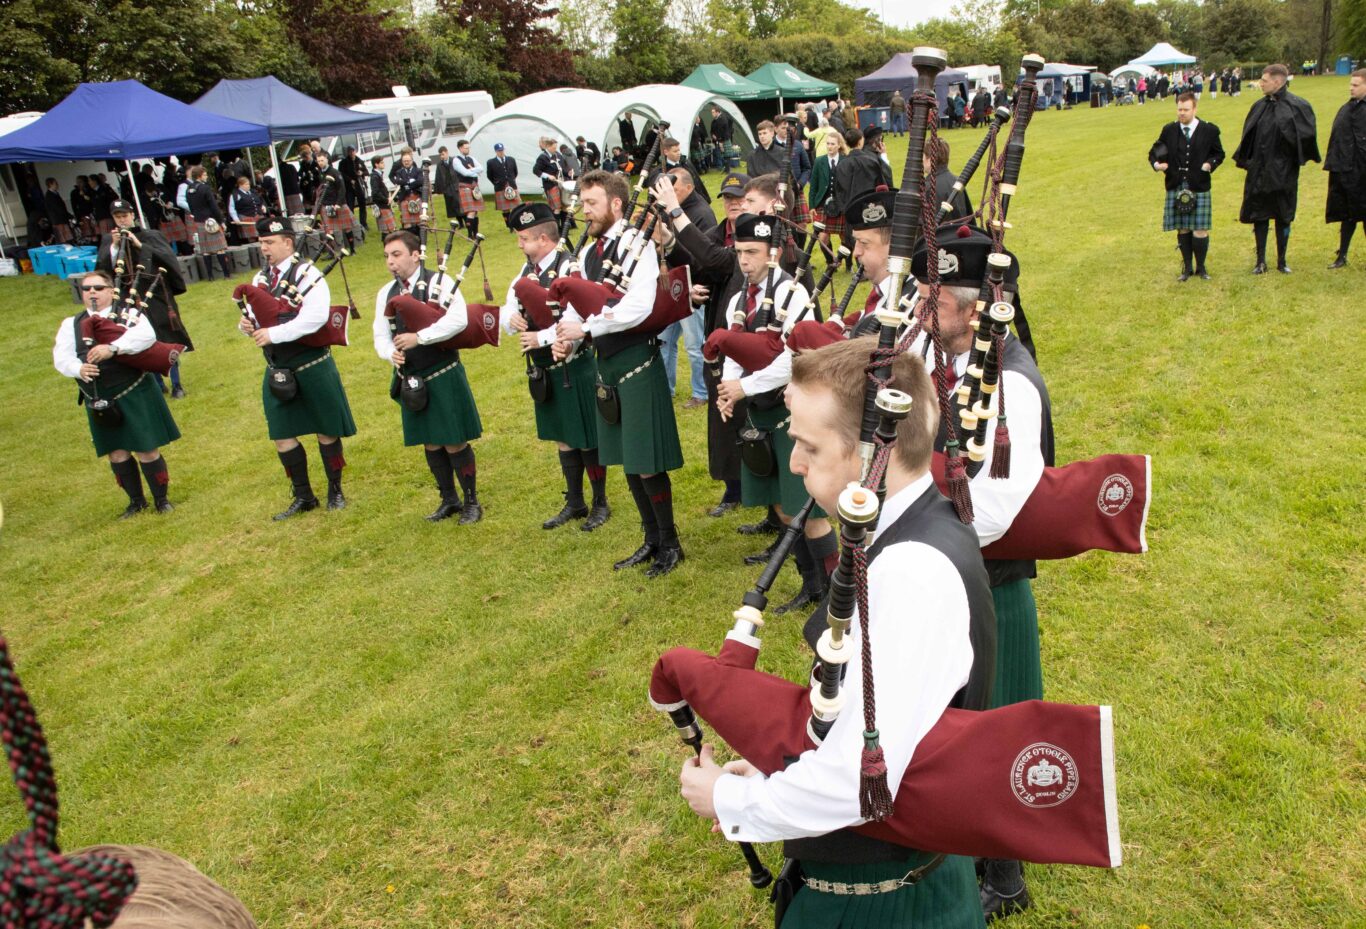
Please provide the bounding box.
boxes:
[134,450,160,463]
[107,449,131,463]
[273,438,300,452]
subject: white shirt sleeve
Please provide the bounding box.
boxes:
[53,318,83,378]
[373,281,397,362]
[500,276,523,336]
[739,280,807,396]
[114,313,156,355]
[964,368,1046,545]
[582,239,659,338]
[175,183,189,212]
[267,265,330,343]
[417,275,468,343]
[711,538,974,843]
[228,196,240,222]
[454,160,482,180]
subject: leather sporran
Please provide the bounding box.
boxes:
[738,424,776,477]
[595,383,621,425]
[769,859,804,929]
[1174,185,1197,216]
[266,365,298,402]
[400,372,429,412]
[527,365,550,404]
[87,396,123,428]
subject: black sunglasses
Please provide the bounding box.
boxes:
[81,284,111,292]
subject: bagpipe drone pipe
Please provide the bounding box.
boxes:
[79,269,187,376]
[233,245,356,349]
[398,226,501,351]
[649,48,1122,882]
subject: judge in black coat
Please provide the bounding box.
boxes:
[1325,69,1366,267]
[1232,64,1320,273]
[619,115,639,152]
[828,128,893,223]
[96,199,192,396]
[709,105,734,170]
[1148,92,1224,280]
[574,136,601,170]
[339,146,368,229]
[661,136,709,202]
[44,179,73,243]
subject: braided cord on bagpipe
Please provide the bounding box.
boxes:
[0,637,136,928]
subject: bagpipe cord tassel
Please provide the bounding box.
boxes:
[944,439,975,525]
[852,546,895,821]
[989,331,1012,480]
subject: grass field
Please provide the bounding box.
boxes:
[0,74,1363,928]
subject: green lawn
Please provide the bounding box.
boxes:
[0,74,1362,928]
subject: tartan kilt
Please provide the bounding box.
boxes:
[191,219,228,253]
[532,349,599,449]
[234,215,260,242]
[594,342,683,475]
[159,214,188,244]
[457,182,485,214]
[78,217,98,239]
[53,222,73,243]
[989,577,1043,708]
[261,347,357,441]
[398,196,424,226]
[392,358,483,447]
[285,193,305,214]
[85,373,181,457]
[739,402,825,518]
[96,218,115,235]
[375,208,397,234]
[320,205,354,238]
[544,184,564,213]
[790,187,811,225]
[1163,189,1212,231]
[813,207,845,237]
[495,186,523,212]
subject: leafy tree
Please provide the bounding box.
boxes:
[1343,0,1366,56]
[440,0,577,95]
[277,0,411,103]
[1202,0,1283,63]
[611,0,681,84]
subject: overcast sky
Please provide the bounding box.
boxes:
[844,0,962,28]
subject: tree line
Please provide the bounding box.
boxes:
[2,0,1362,115]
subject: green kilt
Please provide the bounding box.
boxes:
[261,348,357,441]
[392,357,483,447]
[740,402,825,517]
[594,342,683,475]
[85,373,181,457]
[1163,188,1213,231]
[782,854,984,929]
[532,349,598,449]
[989,578,1044,709]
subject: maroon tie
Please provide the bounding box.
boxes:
[863,285,883,318]
[594,239,605,258]
[400,278,411,294]
[268,267,280,291]
[744,283,760,323]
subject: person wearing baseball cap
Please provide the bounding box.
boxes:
[486,142,522,231]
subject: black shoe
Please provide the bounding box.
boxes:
[981,882,1031,922]
[1277,263,1291,274]
[581,502,611,531]
[1252,261,1268,274]
[118,500,149,519]
[614,542,658,570]
[743,540,779,566]
[543,502,589,529]
[1329,254,1347,269]
[171,386,186,400]
[426,498,462,522]
[980,859,1031,923]
[737,517,781,536]
[273,496,319,521]
[153,499,174,514]
[1178,269,1191,282]
[644,545,685,578]
[774,582,827,615]
[708,500,740,518]
[1197,269,1211,280]
[327,489,347,510]
[458,501,484,524]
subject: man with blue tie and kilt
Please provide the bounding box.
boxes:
[1149,91,1224,280]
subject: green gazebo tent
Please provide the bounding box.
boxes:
[745,62,839,112]
[681,64,778,102]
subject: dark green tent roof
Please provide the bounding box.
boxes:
[681,64,778,101]
[745,63,839,98]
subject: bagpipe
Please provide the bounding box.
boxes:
[650,49,1123,890]
[387,228,501,353]
[233,237,356,349]
[79,267,186,376]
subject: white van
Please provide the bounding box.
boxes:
[323,90,496,163]
[959,65,1004,95]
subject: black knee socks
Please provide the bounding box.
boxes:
[624,473,659,545]
[807,528,839,579]
[641,473,678,547]
[318,438,345,492]
[278,444,314,499]
[559,448,586,508]
[425,448,458,502]
[581,448,608,506]
[138,456,170,504]
[1275,219,1290,266]
[1192,235,1209,271]
[110,458,145,505]
[1253,220,1269,263]
[219,253,232,277]
[467,216,480,238]
[1177,232,1193,272]
[450,445,477,502]
[1340,221,1358,257]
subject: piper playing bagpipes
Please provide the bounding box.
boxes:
[52,269,182,518]
[551,170,685,578]
[236,217,358,521]
[374,230,486,524]
[315,151,357,254]
[503,202,611,531]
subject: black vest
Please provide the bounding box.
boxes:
[525,253,575,368]
[72,310,142,398]
[788,481,997,864]
[581,236,654,360]
[387,267,455,372]
[262,260,317,364]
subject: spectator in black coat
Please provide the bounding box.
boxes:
[709,105,734,170]
[662,136,709,202]
[828,128,892,223]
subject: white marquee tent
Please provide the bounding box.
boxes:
[1127,43,1198,68]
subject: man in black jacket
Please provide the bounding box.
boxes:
[828,128,893,226]
[434,146,463,230]
[662,136,709,202]
[574,136,601,171]
[339,145,368,230]
[487,142,522,230]
[1233,63,1319,273]
[1324,69,1366,268]
[709,105,734,171]
[1149,92,1225,280]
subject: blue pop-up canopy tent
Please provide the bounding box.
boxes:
[194,77,390,198]
[0,79,271,226]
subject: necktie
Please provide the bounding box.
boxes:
[268,267,280,291]
[745,284,760,323]
[594,238,606,259]
[863,285,883,318]
[400,278,410,294]
[1184,125,1192,141]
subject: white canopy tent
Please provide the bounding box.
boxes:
[619,85,755,156]
[1127,43,1198,68]
[1110,64,1157,83]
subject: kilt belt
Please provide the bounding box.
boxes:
[548,345,586,370]
[803,858,944,895]
[421,358,463,382]
[293,350,332,373]
[599,351,653,387]
[106,372,150,402]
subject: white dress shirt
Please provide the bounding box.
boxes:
[251,255,331,344]
[719,275,810,396]
[500,250,563,349]
[372,267,466,362]
[711,473,975,843]
[561,220,659,338]
[53,305,155,380]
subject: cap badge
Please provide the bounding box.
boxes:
[754,221,772,238]
[937,248,959,276]
[862,203,888,224]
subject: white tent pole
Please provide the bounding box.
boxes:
[268,140,284,213]
[124,159,148,228]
